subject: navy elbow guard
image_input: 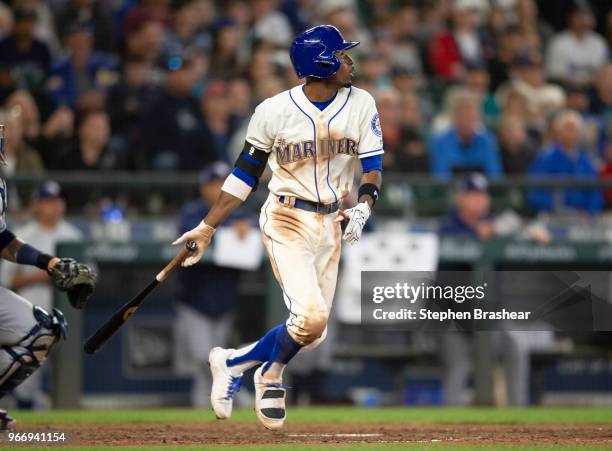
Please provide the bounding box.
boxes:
[233,141,269,189]
[222,142,270,201]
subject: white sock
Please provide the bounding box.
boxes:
[226,343,261,376]
[261,362,285,382]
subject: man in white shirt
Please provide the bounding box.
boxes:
[546,3,609,86]
[0,181,82,408]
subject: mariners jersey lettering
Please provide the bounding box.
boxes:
[246,85,384,204]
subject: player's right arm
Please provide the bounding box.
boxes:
[173,99,275,267]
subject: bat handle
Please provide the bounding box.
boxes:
[156,240,198,282]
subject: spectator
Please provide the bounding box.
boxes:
[106,57,156,169]
[61,109,120,210]
[375,88,401,156]
[0,6,51,112]
[462,59,499,124]
[248,46,285,101]
[37,105,75,168]
[251,0,293,48]
[280,0,316,33]
[496,54,565,135]
[545,2,609,86]
[564,82,591,116]
[563,82,602,153]
[394,126,429,173]
[0,106,44,209]
[161,0,212,64]
[125,18,166,67]
[427,0,489,83]
[320,0,371,54]
[430,90,502,178]
[390,5,422,70]
[47,23,119,111]
[13,0,61,55]
[358,53,391,90]
[124,0,170,37]
[208,20,243,80]
[515,0,554,49]
[56,0,116,53]
[589,64,612,120]
[487,25,528,91]
[138,52,215,170]
[174,161,253,407]
[199,81,234,163]
[528,110,603,215]
[0,3,13,40]
[224,0,251,29]
[394,65,435,125]
[226,77,253,129]
[0,180,81,409]
[63,109,117,171]
[497,114,537,174]
[5,90,41,144]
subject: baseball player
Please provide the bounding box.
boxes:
[0,124,96,429]
[173,25,383,429]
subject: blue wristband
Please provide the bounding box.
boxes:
[16,244,53,271]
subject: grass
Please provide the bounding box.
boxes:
[13,406,612,425]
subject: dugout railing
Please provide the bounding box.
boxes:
[9,172,612,218]
[52,238,612,408]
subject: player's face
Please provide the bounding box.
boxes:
[333,51,354,88]
[458,191,490,219]
[35,197,65,225]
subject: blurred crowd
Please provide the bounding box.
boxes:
[0,0,611,214]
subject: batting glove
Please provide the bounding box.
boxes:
[172,220,216,267]
[334,202,371,245]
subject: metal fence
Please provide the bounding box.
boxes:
[8,172,612,217]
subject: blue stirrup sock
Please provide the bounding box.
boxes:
[225,324,303,379]
[260,325,302,379]
[226,324,285,376]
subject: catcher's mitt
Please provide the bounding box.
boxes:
[52,258,97,309]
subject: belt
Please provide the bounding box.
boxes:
[278,196,339,214]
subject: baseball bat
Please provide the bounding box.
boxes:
[83,240,198,355]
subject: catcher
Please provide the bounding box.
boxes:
[0,124,96,429]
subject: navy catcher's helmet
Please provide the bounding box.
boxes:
[290,25,359,79]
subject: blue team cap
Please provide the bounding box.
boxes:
[34,180,62,200]
[199,161,231,185]
[458,173,488,192]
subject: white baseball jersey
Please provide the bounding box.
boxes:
[246,85,384,204]
[0,220,82,311]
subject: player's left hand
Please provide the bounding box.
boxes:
[52,258,97,309]
[172,220,216,266]
[335,202,371,245]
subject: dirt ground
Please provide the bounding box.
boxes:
[2,423,611,447]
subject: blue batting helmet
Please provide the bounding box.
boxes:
[290,25,359,79]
